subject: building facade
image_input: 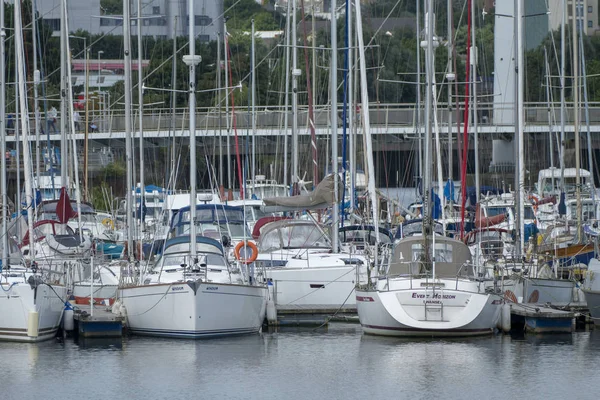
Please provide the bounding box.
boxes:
[548,0,600,35]
[37,0,223,41]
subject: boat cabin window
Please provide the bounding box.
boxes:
[259,224,330,251]
[174,207,244,226]
[250,186,288,199]
[243,205,271,221]
[159,253,227,269]
[411,243,453,264]
[176,222,250,240]
[523,206,535,220]
[485,207,507,218]
[542,177,589,194]
[571,201,596,221]
[340,229,392,245]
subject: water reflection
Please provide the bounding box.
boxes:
[2,325,600,399]
[75,337,124,350]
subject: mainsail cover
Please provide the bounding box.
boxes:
[262,174,342,211]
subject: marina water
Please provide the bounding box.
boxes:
[1,324,599,399]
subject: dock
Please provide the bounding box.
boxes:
[509,303,575,334]
[72,304,124,338]
[270,305,358,326]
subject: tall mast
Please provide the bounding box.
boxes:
[60,0,67,181]
[14,0,35,267]
[251,19,256,184]
[423,0,434,224]
[446,0,454,182]
[559,0,566,201]
[330,0,339,251]
[347,0,355,211]
[167,17,177,189]
[32,0,41,182]
[0,0,7,269]
[572,0,582,238]
[544,48,555,193]
[169,20,177,188]
[282,1,291,188]
[416,0,423,192]
[224,21,232,190]
[355,0,379,238]
[217,31,223,187]
[580,22,595,200]
[184,0,201,260]
[62,3,84,244]
[471,0,480,202]
[291,0,299,191]
[137,0,145,242]
[123,0,134,260]
[516,0,525,254]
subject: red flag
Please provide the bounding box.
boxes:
[57,187,77,223]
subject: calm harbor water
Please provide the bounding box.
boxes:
[2,324,599,400]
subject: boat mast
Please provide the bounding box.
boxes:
[123,0,134,260]
[62,2,85,243]
[415,0,423,195]
[579,22,595,201]
[516,0,525,254]
[167,18,177,189]
[0,1,6,269]
[355,0,379,238]
[217,30,223,188]
[572,0,582,239]
[32,0,41,183]
[184,0,201,261]
[224,20,232,190]
[251,19,257,186]
[14,0,35,267]
[423,0,434,227]
[472,0,480,203]
[446,0,454,183]
[137,0,145,242]
[544,48,555,193]
[330,0,339,251]
[347,0,355,211]
[282,0,291,189]
[559,0,566,208]
[60,0,67,182]
[291,0,299,192]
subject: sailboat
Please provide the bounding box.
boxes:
[117,0,266,338]
[355,0,502,337]
[0,0,67,342]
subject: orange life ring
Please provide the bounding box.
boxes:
[234,240,258,264]
[527,194,539,206]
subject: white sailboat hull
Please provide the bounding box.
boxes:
[0,283,66,342]
[357,279,502,337]
[266,265,361,309]
[502,277,575,304]
[73,283,118,305]
[119,282,267,338]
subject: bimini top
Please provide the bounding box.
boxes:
[395,219,444,239]
[387,235,473,278]
[162,235,224,256]
[38,200,95,215]
[339,224,393,245]
[170,204,244,230]
[257,219,331,252]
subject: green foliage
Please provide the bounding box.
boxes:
[100,0,123,15]
[224,0,282,31]
[89,183,112,211]
[101,161,126,178]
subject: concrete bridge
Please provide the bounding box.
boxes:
[6,102,600,188]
